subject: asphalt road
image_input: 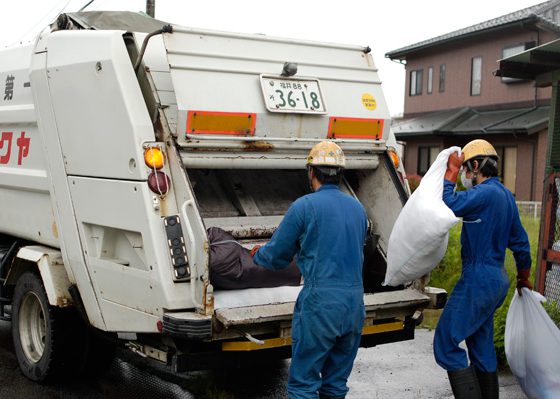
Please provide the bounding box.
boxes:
[0,320,526,398]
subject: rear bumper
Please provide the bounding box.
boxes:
[161,288,431,371]
[168,316,418,372]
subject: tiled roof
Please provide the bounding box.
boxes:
[393,106,549,138]
[386,0,560,60]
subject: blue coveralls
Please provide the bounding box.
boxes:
[434,177,531,372]
[253,184,368,399]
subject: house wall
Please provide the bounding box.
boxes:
[403,28,557,115]
[397,24,554,202]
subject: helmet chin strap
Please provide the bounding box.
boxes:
[466,160,477,186]
[467,157,496,186]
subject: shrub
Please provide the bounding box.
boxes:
[542,300,560,328]
[428,222,462,293]
[406,174,422,193]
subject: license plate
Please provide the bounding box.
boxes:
[260,75,326,114]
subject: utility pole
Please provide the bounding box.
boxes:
[146,0,155,17]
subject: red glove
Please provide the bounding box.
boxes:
[250,245,261,257]
[444,152,464,182]
[517,268,533,296]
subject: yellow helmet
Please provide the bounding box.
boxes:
[462,139,498,164]
[306,141,346,168]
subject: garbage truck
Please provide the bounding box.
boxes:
[0,11,445,382]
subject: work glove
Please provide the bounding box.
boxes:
[516,268,533,296]
[250,245,261,257]
[444,152,465,183]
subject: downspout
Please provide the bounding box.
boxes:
[530,140,536,200]
[522,18,540,108]
[521,20,540,199]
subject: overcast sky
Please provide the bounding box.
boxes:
[0,0,545,116]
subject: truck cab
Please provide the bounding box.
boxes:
[0,11,442,381]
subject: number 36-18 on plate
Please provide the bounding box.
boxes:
[260,75,326,114]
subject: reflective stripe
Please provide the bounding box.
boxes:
[186,110,256,136]
[220,320,405,351]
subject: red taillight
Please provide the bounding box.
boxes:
[156,320,163,333]
[148,171,171,195]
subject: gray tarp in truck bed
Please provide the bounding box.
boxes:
[64,11,169,32]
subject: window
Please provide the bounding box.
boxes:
[471,56,482,96]
[427,66,433,94]
[439,64,446,92]
[409,69,423,96]
[495,146,517,194]
[502,42,534,83]
[418,146,440,175]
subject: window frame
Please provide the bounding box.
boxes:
[470,56,482,96]
[409,69,424,96]
[439,64,446,93]
[494,145,517,194]
[427,66,433,94]
[417,145,440,176]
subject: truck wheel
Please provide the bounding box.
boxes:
[11,272,86,382]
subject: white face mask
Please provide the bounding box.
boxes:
[461,169,473,190]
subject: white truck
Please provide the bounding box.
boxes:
[0,11,444,382]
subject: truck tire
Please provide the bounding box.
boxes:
[11,271,87,382]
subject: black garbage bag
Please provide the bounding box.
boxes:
[207,227,301,290]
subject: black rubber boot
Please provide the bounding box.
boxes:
[447,366,482,399]
[474,367,499,399]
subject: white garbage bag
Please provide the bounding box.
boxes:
[384,147,460,286]
[505,288,560,399]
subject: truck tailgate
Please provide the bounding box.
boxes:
[215,288,429,327]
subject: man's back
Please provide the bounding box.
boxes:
[253,184,368,288]
[442,177,530,269]
[295,184,368,287]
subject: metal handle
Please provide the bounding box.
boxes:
[180,200,202,309]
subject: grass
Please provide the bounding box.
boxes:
[420,215,542,366]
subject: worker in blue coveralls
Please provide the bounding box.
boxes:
[435,139,532,399]
[251,141,368,399]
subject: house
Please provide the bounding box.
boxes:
[385,0,560,201]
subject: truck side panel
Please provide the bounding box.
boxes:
[0,46,57,247]
[68,176,193,330]
[30,32,105,328]
[45,30,155,181]
[39,30,199,330]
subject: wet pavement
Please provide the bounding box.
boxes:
[346,329,527,399]
[0,320,526,398]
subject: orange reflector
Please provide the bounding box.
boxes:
[144,147,165,170]
[388,148,400,169]
[187,111,256,136]
[327,117,384,139]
